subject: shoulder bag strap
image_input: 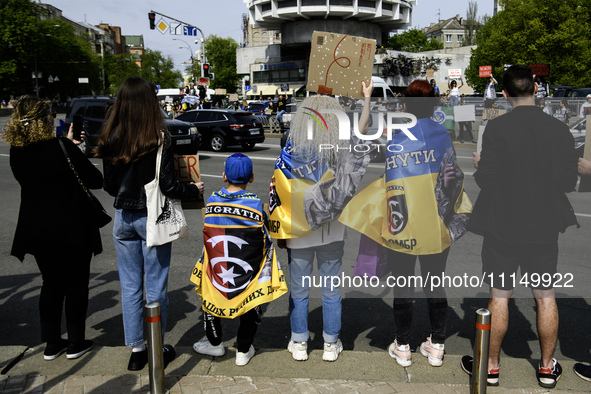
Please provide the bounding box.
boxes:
[58,138,94,202]
[154,131,165,184]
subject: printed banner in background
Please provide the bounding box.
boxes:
[190,192,287,318]
[340,119,472,255]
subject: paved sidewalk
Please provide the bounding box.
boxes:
[1,346,588,393]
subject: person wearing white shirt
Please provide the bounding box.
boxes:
[579,94,591,118]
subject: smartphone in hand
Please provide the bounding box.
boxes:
[72,114,83,141]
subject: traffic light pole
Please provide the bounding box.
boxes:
[149,10,206,65]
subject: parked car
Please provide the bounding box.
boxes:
[175,109,265,151]
[552,86,591,99]
[65,96,200,156]
[245,101,269,114]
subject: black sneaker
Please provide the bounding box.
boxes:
[574,363,591,382]
[460,355,499,386]
[66,340,94,359]
[538,358,562,388]
[163,344,176,369]
[128,349,148,371]
[44,339,69,361]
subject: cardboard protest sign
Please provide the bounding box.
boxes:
[454,105,476,122]
[174,154,204,208]
[482,108,506,120]
[479,66,491,77]
[530,63,550,77]
[215,89,227,95]
[229,94,239,101]
[448,69,462,79]
[307,31,375,98]
[579,115,591,192]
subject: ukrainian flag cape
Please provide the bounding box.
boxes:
[190,189,287,318]
[268,142,334,239]
[340,118,472,255]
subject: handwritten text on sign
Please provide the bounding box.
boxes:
[174,155,201,183]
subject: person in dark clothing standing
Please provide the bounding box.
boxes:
[461,65,578,389]
[276,95,286,124]
[95,77,204,371]
[6,96,102,361]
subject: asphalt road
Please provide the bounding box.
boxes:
[1,115,591,366]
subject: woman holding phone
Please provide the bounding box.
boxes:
[6,95,102,361]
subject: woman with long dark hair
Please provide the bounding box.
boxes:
[6,95,102,361]
[95,77,204,371]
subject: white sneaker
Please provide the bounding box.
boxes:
[192,339,225,357]
[287,340,308,361]
[388,340,412,367]
[235,345,255,366]
[322,339,343,362]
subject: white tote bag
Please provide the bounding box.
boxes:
[145,142,188,247]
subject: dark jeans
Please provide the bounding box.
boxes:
[34,249,92,343]
[204,306,261,353]
[458,122,474,141]
[388,248,450,345]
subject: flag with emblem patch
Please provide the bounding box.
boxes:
[340,118,472,255]
[190,189,287,318]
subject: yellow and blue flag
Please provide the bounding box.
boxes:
[190,189,287,318]
[268,142,334,239]
[340,118,471,255]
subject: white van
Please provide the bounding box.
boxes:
[371,76,396,100]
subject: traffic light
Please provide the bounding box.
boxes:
[148,12,156,30]
[202,63,210,78]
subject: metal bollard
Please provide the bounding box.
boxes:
[471,308,492,394]
[145,302,167,394]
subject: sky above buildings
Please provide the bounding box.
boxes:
[45,0,491,71]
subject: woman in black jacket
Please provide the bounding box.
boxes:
[95,77,204,371]
[6,96,102,361]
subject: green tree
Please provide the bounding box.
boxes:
[140,49,182,89]
[385,29,443,52]
[463,1,479,46]
[102,52,141,95]
[465,0,591,92]
[204,35,239,91]
[0,0,101,98]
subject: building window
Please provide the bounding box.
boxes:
[457,35,463,43]
[253,68,306,83]
[446,35,452,43]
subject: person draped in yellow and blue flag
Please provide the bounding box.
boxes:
[340,80,472,368]
[269,81,375,362]
[191,153,287,366]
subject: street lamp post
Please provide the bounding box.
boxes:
[173,38,196,83]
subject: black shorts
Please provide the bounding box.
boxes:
[481,236,558,290]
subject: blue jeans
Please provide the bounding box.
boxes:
[113,209,172,347]
[289,241,344,343]
[276,110,286,123]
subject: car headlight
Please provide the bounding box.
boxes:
[189,126,198,135]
